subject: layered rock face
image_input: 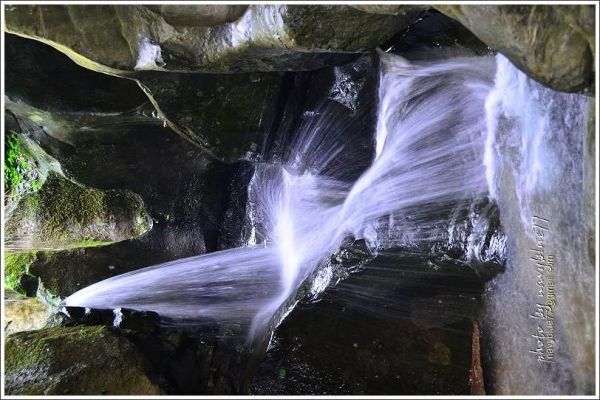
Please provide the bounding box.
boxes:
[4,4,423,73]
[2,3,595,396]
[5,4,593,92]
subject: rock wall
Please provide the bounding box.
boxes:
[435,5,595,93]
[4,4,424,73]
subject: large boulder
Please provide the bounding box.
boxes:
[435,5,595,93]
[4,4,424,73]
[4,128,152,253]
[4,325,160,395]
[4,289,53,335]
[6,171,152,251]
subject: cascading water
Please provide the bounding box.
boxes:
[65,54,500,338]
[64,52,498,342]
[63,51,594,395]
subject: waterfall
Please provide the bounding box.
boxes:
[64,52,498,340]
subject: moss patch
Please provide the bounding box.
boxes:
[40,173,107,231]
[6,172,152,250]
[5,325,160,395]
[4,251,63,303]
[4,252,38,296]
[4,132,43,201]
[5,325,108,375]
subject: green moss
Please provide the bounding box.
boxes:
[4,133,45,208]
[4,132,28,194]
[37,174,150,241]
[5,324,160,395]
[105,190,151,236]
[5,333,48,372]
[5,326,107,373]
[40,173,108,231]
[4,252,37,295]
[4,251,62,303]
[6,171,151,250]
[69,240,112,248]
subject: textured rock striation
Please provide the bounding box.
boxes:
[4,4,424,73]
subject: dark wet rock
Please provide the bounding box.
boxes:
[115,309,162,333]
[369,198,506,282]
[135,71,283,161]
[5,34,147,114]
[410,294,479,330]
[54,306,257,395]
[434,199,506,281]
[60,306,161,333]
[252,251,481,395]
[5,4,423,73]
[61,306,115,327]
[4,325,161,395]
[435,5,595,93]
[5,34,159,148]
[262,53,378,180]
[381,9,491,59]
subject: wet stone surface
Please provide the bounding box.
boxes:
[252,250,484,395]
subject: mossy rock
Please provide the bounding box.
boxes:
[4,252,39,297]
[5,172,152,251]
[3,251,63,305]
[4,325,160,395]
[3,132,57,215]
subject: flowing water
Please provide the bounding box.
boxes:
[64,52,594,394]
[65,53,494,333]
